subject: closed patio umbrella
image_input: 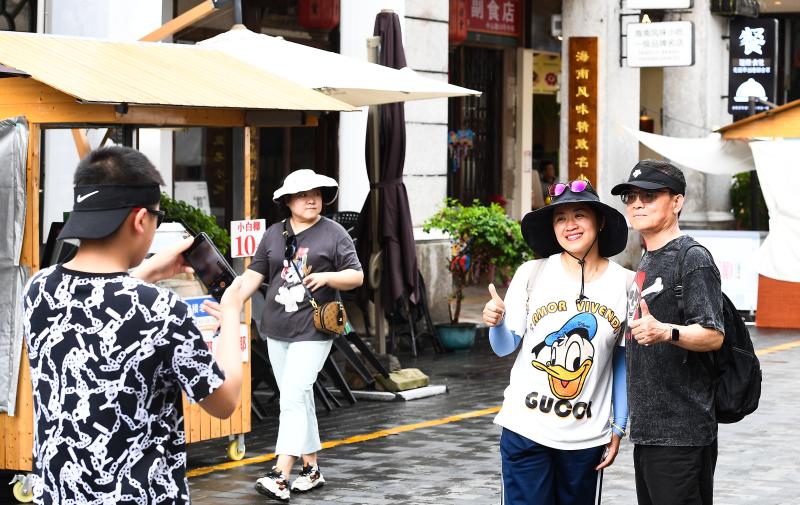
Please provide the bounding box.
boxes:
[354,10,420,353]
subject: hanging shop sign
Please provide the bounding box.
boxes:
[567,37,598,183]
[728,17,778,114]
[467,0,521,38]
[626,21,694,67]
[626,0,693,8]
[450,0,469,45]
[533,53,560,95]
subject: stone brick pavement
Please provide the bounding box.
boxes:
[186,294,800,505]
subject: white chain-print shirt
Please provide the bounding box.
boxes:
[22,265,225,504]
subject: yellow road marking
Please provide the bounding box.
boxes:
[756,339,800,356]
[187,406,501,478]
[188,338,800,479]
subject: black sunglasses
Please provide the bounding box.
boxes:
[284,233,297,260]
[620,189,671,206]
[132,207,165,227]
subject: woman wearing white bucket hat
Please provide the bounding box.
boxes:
[211,169,363,502]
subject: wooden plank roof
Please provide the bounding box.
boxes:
[0,31,353,112]
[717,99,800,139]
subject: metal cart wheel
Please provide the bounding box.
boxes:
[226,434,246,461]
[10,475,33,503]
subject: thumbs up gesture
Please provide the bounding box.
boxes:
[629,298,669,346]
[482,283,506,327]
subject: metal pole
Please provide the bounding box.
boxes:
[233,0,243,25]
[747,96,759,230]
[366,35,385,354]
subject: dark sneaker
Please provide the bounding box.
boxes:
[290,464,325,493]
[255,466,291,502]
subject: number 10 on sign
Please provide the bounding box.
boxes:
[230,219,266,258]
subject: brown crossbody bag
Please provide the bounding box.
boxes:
[282,220,348,336]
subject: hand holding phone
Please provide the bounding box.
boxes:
[182,232,237,301]
[131,236,195,284]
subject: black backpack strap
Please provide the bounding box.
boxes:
[674,238,714,323]
[674,238,717,372]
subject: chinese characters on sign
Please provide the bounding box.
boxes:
[230,218,266,258]
[568,38,598,183]
[467,0,521,38]
[728,18,778,114]
[626,21,694,68]
[184,296,249,362]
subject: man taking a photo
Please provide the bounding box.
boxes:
[22,146,244,504]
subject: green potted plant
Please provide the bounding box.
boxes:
[156,193,232,298]
[423,198,531,350]
[159,193,230,254]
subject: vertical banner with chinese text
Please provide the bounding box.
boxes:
[568,38,598,184]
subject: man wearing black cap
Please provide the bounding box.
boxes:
[612,159,724,505]
[22,146,244,504]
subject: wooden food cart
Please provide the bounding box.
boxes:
[717,99,800,329]
[0,31,352,502]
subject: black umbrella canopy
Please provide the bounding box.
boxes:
[355,11,421,311]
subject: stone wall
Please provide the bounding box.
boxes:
[415,237,452,324]
[403,0,450,226]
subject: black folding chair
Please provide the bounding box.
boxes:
[387,272,444,357]
[325,211,360,237]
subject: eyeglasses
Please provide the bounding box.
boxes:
[132,207,165,227]
[620,189,671,205]
[284,233,297,260]
[548,179,590,198]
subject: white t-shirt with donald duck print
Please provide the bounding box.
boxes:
[493,254,631,450]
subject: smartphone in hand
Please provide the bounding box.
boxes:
[182,232,236,301]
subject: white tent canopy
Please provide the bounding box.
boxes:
[622,125,756,175]
[199,26,480,107]
[749,139,800,283]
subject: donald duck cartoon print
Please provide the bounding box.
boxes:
[531,313,597,400]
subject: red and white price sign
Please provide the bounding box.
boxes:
[230,219,266,258]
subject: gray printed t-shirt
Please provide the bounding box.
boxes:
[625,235,725,446]
[248,217,362,342]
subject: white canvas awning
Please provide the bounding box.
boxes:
[750,139,800,282]
[199,26,480,107]
[622,125,756,175]
[0,31,354,112]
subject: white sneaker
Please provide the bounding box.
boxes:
[290,464,325,493]
[255,466,291,502]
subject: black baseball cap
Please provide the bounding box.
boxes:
[610,161,686,196]
[58,184,161,240]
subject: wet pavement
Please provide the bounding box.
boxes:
[186,284,800,505]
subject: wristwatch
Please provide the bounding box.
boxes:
[670,325,680,342]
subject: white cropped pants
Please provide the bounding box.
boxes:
[267,338,333,457]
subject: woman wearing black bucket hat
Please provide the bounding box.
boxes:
[482,179,634,505]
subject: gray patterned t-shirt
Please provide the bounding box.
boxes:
[248,217,362,342]
[625,235,725,446]
[22,265,225,504]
